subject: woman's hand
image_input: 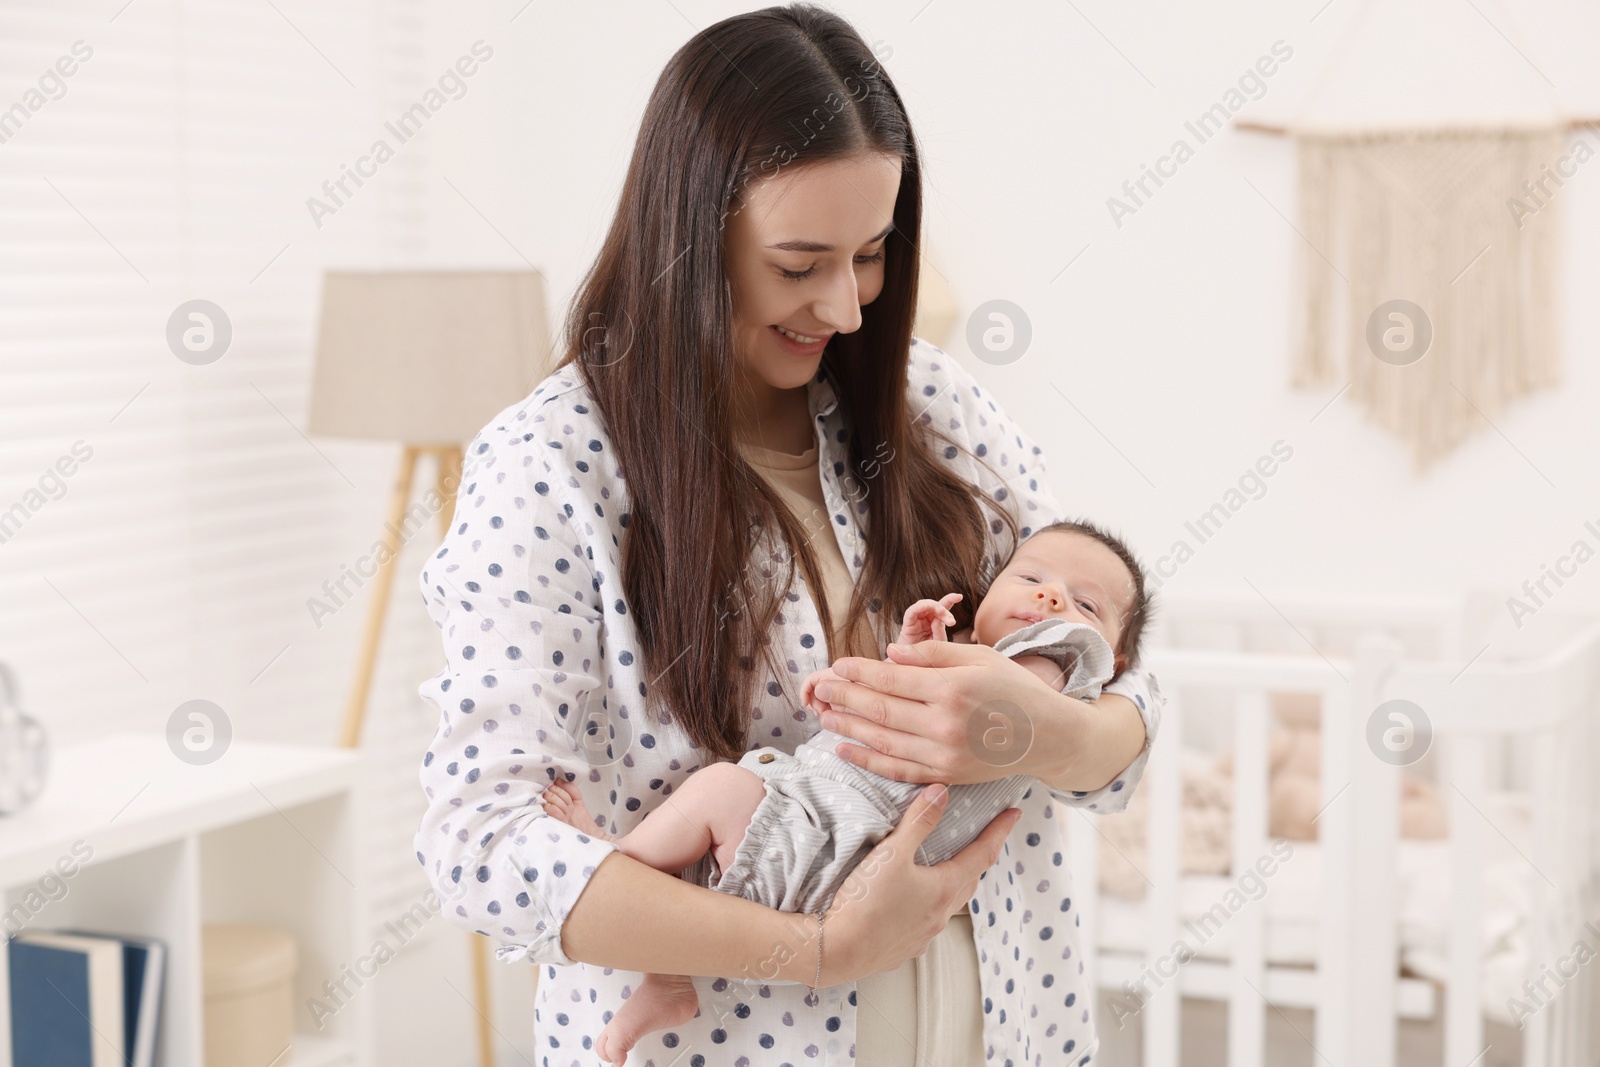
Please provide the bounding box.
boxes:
[810,639,1068,787]
[819,783,1021,984]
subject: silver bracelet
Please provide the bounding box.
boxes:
[810,909,825,995]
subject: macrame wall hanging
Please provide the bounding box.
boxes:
[1294,125,1565,472]
[1238,0,1589,472]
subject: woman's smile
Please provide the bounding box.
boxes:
[769,323,832,354]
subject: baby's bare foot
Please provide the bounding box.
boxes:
[597,974,700,1066]
[543,780,616,842]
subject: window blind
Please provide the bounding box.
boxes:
[0,0,451,941]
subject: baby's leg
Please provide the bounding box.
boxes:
[543,760,768,879]
[544,765,768,1065]
[596,972,700,1066]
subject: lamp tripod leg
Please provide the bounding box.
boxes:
[336,446,419,750]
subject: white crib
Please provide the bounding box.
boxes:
[1069,591,1600,1067]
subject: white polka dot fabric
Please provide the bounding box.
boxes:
[414,339,1165,1066]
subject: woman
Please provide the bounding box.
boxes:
[414,6,1162,1065]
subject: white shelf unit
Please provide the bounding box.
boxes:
[0,732,371,1067]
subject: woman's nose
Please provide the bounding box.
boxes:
[815,267,863,334]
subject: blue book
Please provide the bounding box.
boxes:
[55,931,165,1067]
[7,932,125,1067]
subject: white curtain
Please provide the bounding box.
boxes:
[0,0,446,936]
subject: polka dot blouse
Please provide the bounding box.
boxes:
[414,338,1165,1067]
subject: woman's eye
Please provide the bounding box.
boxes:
[779,251,885,282]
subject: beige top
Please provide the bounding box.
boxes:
[739,439,879,662]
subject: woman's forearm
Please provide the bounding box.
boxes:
[560,850,825,984]
[1029,689,1147,794]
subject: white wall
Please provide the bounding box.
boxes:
[419,0,1600,662]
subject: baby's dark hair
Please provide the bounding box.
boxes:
[1006,518,1155,675]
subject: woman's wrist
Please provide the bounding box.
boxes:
[758,902,842,987]
[1030,689,1147,794]
[1018,686,1086,790]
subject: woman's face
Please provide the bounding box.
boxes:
[724,151,903,411]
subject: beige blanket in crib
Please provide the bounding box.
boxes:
[1097,730,1448,899]
[1096,749,1234,899]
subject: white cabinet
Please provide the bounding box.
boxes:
[1,733,371,1067]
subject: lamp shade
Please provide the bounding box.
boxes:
[309,270,552,444]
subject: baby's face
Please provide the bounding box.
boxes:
[971,529,1136,673]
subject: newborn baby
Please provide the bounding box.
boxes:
[544,519,1151,1065]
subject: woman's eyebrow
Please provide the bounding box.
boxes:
[767,220,894,252]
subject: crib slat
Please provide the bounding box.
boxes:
[1348,638,1400,1066]
[1314,636,1400,1066]
[1526,730,1555,1067]
[1228,692,1268,1067]
[1144,685,1183,1067]
[1584,703,1600,1067]
[1447,734,1487,1067]
[1314,674,1355,1064]
[1580,701,1600,1067]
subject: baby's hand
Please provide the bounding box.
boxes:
[802,666,848,716]
[898,593,962,644]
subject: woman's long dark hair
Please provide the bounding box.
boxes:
[555,3,1018,761]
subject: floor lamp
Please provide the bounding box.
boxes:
[309,270,553,1067]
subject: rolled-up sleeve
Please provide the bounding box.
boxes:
[414,422,619,967]
[917,338,1165,815]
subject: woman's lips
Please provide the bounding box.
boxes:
[769,323,830,354]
